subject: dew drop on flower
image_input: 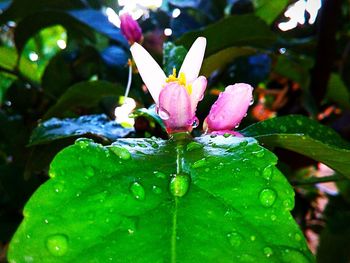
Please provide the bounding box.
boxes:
[46,234,68,256]
[191,117,199,128]
[129,182,145,200]
[169,173,190,197]
[259,188,277,207]
[156,106,170,120]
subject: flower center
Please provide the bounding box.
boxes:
[165,68,192,94]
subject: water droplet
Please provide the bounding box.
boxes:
[227,231,242,247]
[235,123,240,129]
[239,140,248,147]
[137,143,147,148]
[280,125,287,132]
[192,158,206,168]
[296,119,303,126]
[271,214,277,221]
[169,173,190,197]
[223,133,231,138]
[75,138,92,149]
[250,235,256,241]
[186,142,203,151]
[259,188,277,207]
[264,247,273,257]
[149,141,159,149]
[86,167,94,177]
[249,98,254,106]
[204,168,210,172]
[156,106,170,120]
[154,171,166,179]
[262,166,273,180]
[191,117,199,128]
[46,234,68,256]
[54,183,64,193]
[283,198,294,210]
[109,146,131,160]
[152,185,162,194]
[130,182,145,200]
[295,233,302,241]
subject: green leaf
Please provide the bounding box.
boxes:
[14,11,95,55]
[29,114,133,146]
[316,196,350,263]
[43,81,123,119]
[163,42,188,76]
[177,15,276,56]
[253,0,289,25]
[0,46,40,83]
[241,115,350,177]
[8,135,314,262]
[200,46,257,77]
[326,73,350,109]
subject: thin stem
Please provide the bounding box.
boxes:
[124,60,133,98]
[291,174,346,186]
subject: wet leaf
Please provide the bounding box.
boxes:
[9,135,314,262]
[29,114,133,146]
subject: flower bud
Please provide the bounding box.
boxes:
[205,83,253,132]
[120,13,143,44]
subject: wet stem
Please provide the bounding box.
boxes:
[171,140,186,263]
[291,174,346,186]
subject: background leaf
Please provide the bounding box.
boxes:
[29,114,133,146]
[43,81,123,119]
[241,115,350,177]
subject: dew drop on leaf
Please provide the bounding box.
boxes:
[129,182,145,200]
[152,185,162,194]
[154,171,166,179]
[262,165,273,180]
[74,138,92,149]
[86,167,94,177]
[192,158,207,168]
[295,233,302,241]
[186,142,203,152]
[226,231,242,247]
[169,173,190,197]
[259,188,277,207]
[263,247,273,257]
[109,146,131,160]
[283,198,294,211]
[46,234,68,256]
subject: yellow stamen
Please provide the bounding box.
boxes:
[165,68,192,94]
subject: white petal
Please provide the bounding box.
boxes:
[130,43,166,103]
[189,76,207,114]
[179,37,206,83]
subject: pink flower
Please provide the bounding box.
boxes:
[204,83,254,135]
[120,13,143,44]
[130,37,207,134]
